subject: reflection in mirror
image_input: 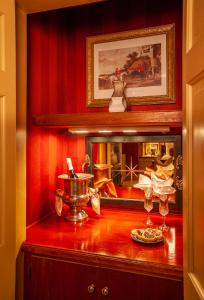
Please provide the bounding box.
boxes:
[86,136,182,211]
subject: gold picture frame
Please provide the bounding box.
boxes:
[143,143,159,157]
[86,24,175,107]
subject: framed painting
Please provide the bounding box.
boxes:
[86,24,175,107]
[143,143,159,157]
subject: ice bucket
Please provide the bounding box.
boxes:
[55,173,94,222]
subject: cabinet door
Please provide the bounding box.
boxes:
[24,253,183,300]
[98,267,183,300]
[24,254,99,300]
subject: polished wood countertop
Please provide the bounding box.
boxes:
[24,207,183,280]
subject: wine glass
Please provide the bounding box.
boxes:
[143,186,153,226]
[134,183,153,226]
[156,186,176,231]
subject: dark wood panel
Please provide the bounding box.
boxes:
[24,254,99,300]
[24,253,183,300]
[33,111,182,129]
[99,267,183,300]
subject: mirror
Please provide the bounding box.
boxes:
[86,135,182,211]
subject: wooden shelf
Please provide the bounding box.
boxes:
[33,110,182,131]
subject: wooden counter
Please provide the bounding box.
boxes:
[23,207,183,300]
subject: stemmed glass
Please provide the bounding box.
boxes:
[155,186,176,231]
[134,183,153,226]
[143,186,153,226]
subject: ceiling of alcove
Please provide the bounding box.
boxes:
[16,0,106,13]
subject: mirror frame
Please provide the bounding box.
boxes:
[86,135,182,212]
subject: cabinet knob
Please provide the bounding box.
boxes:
[87,283,95,294]
[101,286,109,296]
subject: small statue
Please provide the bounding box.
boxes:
[109,79,127,112]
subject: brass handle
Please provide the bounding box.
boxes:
[87,283,95,294]
[101,286,109,296]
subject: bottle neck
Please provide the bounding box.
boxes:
[66,158,74,171]
[66,158,78,178]
[69,169,78,179]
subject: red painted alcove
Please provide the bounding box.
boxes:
[27,0,182,226]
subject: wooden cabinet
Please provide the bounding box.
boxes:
[24,254,98,300]
[23,208,183,300]
[24,250,183,300]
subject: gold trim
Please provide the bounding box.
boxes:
[175,155,183,190]
[176,154,183,170]
[175,176,183,191]
[86,24,175,107]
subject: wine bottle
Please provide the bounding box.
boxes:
[66,157,78,178]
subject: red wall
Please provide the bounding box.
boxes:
[27,0,182,226]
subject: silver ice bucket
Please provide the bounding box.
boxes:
[55,173,94,222]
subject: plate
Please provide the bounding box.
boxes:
[130,228,164,244]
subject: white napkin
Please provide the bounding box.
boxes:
[55,189,63,216]
[138,174,152,185]
[89,187,100,215]
[151,173,174,195]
